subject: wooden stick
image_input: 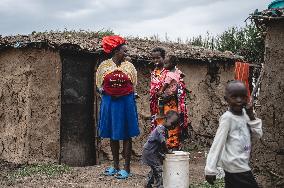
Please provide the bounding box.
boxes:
[250,66,264,103]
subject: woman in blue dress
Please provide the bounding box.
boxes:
[96,35,140,179]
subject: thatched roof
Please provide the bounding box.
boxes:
[250,8,284,39]
[251,8,284,30]
[251,8,284,21]
[0,31,242,62]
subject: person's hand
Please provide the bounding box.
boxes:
[97,87,104,94]
[245,101,256,120]
[157,91,162,97]
[205,175,216,185]
[134,93,140,99]
[161,93,167,99]
[160,153,166,160]
[167,149,173,154]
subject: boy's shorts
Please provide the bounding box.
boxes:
[224,170,259,188]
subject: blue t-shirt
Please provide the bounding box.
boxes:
[143,125,166,153]
[142,125,167,166]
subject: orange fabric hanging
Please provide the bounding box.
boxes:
[234,62,250,99]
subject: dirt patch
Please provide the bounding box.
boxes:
[0,151,206,188]
[0,159,21,185]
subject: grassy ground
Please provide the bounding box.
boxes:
[7,164,70,181]
[190,179,225,188]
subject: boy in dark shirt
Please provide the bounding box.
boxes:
[142,110,179,188]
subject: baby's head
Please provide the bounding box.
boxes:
[164,55,178,70]
[225,80,248,114]
[164,110,180,130]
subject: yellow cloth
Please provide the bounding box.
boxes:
[96,59,137,89]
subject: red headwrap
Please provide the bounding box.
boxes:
[102,35,126,54]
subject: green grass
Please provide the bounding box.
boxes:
[7,163,70,180]
[95,29,115,38]
[190,179,225,188]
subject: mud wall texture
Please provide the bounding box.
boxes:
[0,48,61,164]
[252,20,284,187]
[179,62,234,146]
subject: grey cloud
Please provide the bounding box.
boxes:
[0,0,269,38]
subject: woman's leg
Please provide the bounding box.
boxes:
[110,140,120,170]
[123,138,132,173]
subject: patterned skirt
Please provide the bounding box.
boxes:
[156,98,181,149]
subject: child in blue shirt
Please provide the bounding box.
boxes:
[142,110,179,188]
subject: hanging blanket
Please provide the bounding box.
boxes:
[234,62,251,99]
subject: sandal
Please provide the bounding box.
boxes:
[104,167,119,176]
[115,169,131,179]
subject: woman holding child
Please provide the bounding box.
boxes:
[150,47,188,150]
[96,35,140,179]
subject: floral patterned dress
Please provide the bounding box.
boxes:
[150,67,188,149]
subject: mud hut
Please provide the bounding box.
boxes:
[0,31,242,166]
[251,8,284,187]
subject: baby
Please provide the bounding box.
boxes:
[157,55,183,117]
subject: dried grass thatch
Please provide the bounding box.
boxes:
[0,31,242,62]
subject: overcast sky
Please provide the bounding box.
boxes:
[0,0,270,41]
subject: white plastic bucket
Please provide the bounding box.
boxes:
[163,151,190,188]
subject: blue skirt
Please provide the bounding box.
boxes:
[99,93,140,140]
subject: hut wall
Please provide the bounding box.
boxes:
[0,48,61,164]
[178,62,234,146]
[253,20,284,187]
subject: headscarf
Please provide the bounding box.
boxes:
[102,35,126,54]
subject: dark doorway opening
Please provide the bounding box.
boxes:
[60,49,97,166]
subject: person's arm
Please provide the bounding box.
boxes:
[131,63,138,92]
[158,128,169,163]
[205,115,230,184]
[245,103,263,138]
[161,141,169,154]
[248,118,263,138]
[157,73,171,96]
[95,60,109,89]
[157,126,169,153]
[124,61,139,98]
[96,87,104,94]
[157,83,169,96]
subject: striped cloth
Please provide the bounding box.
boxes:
[234,62,250,99]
